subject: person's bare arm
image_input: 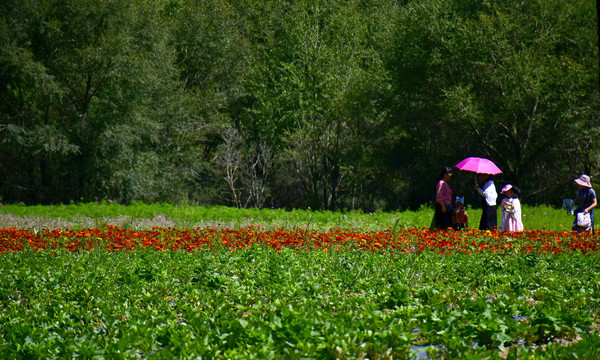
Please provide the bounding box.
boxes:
[584,197,598,213]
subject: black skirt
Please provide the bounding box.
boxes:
[434,203,453,230]
[479,199,498,231]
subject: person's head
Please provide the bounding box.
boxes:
[455,196,464,209]
[438,167,453,181]
[574,174,592,189]
[501,184,514,198]
[479,173,493,182]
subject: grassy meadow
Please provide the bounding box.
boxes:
[0,201,576,231]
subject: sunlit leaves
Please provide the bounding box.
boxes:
[1,229,600,358]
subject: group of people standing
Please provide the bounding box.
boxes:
[433,166,597,233]
[434,167,522,232]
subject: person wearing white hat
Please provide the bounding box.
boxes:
[572,174,597,233]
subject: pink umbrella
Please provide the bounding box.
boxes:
[455,157,502,175]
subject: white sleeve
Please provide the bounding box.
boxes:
[479,181,497,206]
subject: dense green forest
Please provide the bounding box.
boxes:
[1,0,598,211]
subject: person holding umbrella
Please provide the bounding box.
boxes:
[454,157,502,231]
[474,174,498,231]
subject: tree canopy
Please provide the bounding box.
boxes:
[1,0,598,210]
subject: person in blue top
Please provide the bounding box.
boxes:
[572,174,597,233]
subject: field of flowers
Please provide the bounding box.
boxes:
[2,220,600,359]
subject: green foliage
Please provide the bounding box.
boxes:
[388,0,600,207]
[234,0,395,210]
[0,0,191,204]
[1,246,600,358]
[0,202,576,232]
[0,0,598,210]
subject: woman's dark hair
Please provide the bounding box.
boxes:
[437,166,453,181]
[512,186,520,198]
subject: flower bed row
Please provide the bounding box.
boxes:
[1,225,599,254]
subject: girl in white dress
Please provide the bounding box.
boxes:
[499,184,524,232]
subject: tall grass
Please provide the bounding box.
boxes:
[0,201,577,231]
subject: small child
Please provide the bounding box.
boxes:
[499,184,524,232]
[453,196,468,230]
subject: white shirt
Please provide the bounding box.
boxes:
[477,180,497,206]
